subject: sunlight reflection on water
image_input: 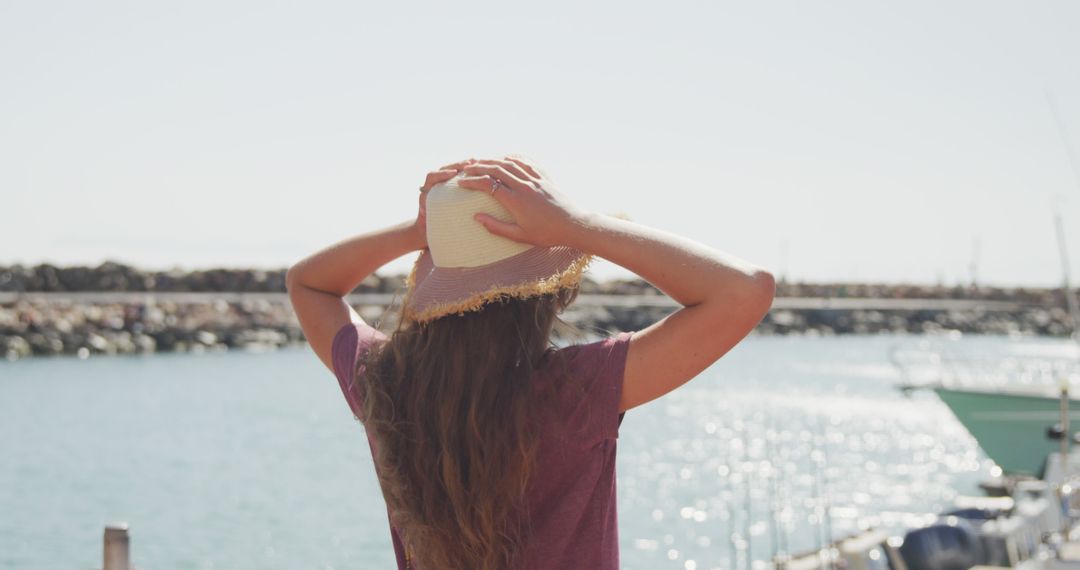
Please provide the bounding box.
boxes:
[3,332,1079,569]
[615,332,1070,569]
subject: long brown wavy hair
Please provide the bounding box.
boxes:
[354,286,580,569]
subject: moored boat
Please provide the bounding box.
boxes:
[932,385,1080,477]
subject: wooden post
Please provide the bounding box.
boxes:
[103,523,130,570]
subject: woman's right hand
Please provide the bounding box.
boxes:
[414,159,475,248]
[455,155,591,248]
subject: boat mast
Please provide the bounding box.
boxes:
[1052,211,1080,344]
[1049,89,1080,345]
[1048,90,1080,544]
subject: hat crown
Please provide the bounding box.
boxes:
[425,173,531,268]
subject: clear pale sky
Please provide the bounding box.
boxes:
[3,1,1079,287]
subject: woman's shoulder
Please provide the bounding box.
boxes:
[329,320,391,422]
[331,322,389,385]
[548,330,634,361]
[538,330,635,379]
[332,321,389,369]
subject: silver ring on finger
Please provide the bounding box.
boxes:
[490,177,501,195]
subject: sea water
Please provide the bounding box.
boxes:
[2,332,1075,570]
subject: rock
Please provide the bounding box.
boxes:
[3,335,31,360]
[133,333,156,353]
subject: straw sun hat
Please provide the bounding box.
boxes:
[401,170,593,323]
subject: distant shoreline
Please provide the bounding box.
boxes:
[1,262,1077,360]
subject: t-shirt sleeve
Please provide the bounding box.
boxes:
[563,330,635,443]
[330,320,388,422]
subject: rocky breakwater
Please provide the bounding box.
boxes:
[0,261,408,360]
[1,261,1078,360]
[0,296,305,360]
[560,279,1077,338]
[757,281,1074,336]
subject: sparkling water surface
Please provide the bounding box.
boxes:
[3,332,1075,570]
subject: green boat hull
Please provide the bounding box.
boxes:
[933,386,1080,476]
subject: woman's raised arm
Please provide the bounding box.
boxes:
[286,161,470,373]
[565,212,775,412]
[457,156,775,413]
[286,219,423,373]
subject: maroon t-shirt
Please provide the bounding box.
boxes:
[330,321,635,569]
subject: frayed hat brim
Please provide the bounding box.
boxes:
[402,245,592,323]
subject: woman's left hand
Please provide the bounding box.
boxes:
[414,158,476,247]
